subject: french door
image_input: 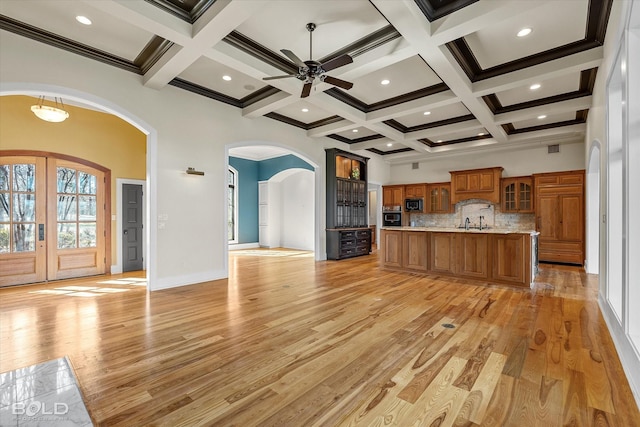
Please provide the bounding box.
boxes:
[0,156,106,287]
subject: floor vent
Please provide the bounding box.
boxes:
[548,144,560,154]
[412,162,419,169]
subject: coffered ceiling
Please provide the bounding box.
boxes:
[0,0,612,163]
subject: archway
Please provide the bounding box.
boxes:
[225,142,321,280]
[0,83,158,288]
[586,141,601,275]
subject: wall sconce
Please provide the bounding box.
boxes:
[186,167,204,176]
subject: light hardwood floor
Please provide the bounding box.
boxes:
[1,248,639,426]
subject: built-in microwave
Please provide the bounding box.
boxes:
[383,212,402,227]
[405,198,424,212]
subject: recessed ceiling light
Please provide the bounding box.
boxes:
[352,129,359,133]
[437,139,443,143]
[517,28,532,37]
[301,108,309,112]
[478,132,485,136]
[530,83,541,90]
[380,79,390,85]
[386,143,393,147]
[423,111,431,116]
[222,75,232,81]
[537,115,547,119]
[76,16,92,25]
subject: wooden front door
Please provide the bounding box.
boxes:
[0,156,106,286]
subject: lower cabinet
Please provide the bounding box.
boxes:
[455,233,489,279]
[327,228,371,260]
[403,230,428,271]
[429,232,455,274]
[381,230,534,287]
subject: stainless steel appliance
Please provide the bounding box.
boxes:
[383,212,402,226]
[405,198,423,212]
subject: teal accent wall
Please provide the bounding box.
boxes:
[229,154,313,244]
[229,157,259,244]
[258,154,314,181]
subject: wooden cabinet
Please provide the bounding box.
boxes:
[534,170,584,265]
[327,229,371,260]
[326,148,370,260]
[427,183,451,213]
[381,230,402,268]
[381,230,535,287]
[455,233,488,279]
[428,232,455,274]
[402,230,428,271]
[404,184,426,199]
[502,176,533,213]
[492,233,529,284]
[382,185,404,207]
[450,167,503,205]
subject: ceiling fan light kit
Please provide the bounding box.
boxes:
[263,22,354,98]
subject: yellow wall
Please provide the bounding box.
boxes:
[0,95,146,267]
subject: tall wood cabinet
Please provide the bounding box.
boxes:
[534,170,584,265]
[326,148,371,260]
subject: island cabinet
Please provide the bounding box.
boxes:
[429,232,455,274]
[455,233,489,279]
[381,229,536,287]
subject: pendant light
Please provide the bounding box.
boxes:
[31,96,70,123]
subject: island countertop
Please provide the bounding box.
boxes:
[380,226,539,235]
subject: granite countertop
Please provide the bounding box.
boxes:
[380,226,539,235]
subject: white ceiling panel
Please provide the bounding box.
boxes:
[0,0,153,61]
[496,72,582,106]
[513,111,577,129]
[465,0,589,69]
[348,55,442,105]
[394,102,471,127]
[273,101,335,124]
[178,57,268,99]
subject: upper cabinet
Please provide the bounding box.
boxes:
[382,185,404,207]
[502,176,533,213]
[450,167,503,205]
[427,182,451,213]
[404,184,426,199]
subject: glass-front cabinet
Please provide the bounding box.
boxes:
[427,183,451,213]
[502,177,533,213]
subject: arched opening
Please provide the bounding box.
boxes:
[586,141,601,275]
[225,142,321,278]
[0,84,157,289]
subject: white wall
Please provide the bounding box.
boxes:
[0,30,390,289]
[585,0,640,408]
[280,170,314,250]
[387,141,585,184]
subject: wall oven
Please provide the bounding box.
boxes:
[383,212,402,227]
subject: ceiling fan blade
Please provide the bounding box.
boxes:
[320,54,353,72]
[281,49,306,68]
[323,75,353,90]
[301,82,312,98]
[263,75,296,81]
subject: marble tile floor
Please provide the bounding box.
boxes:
[0,357,93,426]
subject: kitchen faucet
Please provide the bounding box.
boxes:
[464,217,470,230]
[479,215,484,230]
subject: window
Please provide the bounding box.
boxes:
[228,167,238,243]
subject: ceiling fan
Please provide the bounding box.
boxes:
[263,23,354,98]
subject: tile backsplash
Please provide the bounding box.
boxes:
[408,199,535,230]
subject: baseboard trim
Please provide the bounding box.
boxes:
[229,242,260,250]
[151,269,227,291]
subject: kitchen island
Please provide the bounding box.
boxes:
[380,227,539,288]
